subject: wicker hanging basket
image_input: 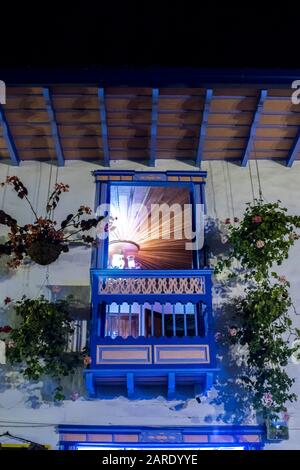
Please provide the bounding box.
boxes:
[27,240,63,265]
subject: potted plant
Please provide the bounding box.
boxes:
[3,295,88,400]
[0,176,103,267]
[265,416,289,441]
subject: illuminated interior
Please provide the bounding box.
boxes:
[108,185,193,269]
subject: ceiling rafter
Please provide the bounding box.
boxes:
[149,88,159,167]
[97,88,110,167]
[196,89,213,167]
[241,90,267,167]
[43,87,65,166]
[0,104,20,165]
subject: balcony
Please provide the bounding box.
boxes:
[86,269,217,398]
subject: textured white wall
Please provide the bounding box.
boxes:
[0,159,300,449]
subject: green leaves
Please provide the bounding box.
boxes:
[216,199,300,419]
[6,296,84,400]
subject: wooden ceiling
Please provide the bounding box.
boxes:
[0,85,300,167]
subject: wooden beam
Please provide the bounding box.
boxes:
[0,104,20,165]
[43,87,65,167]
[97,88,110,167]
[241,89,267,167]
[149,88,159,167]
[286,128,300,167]
[196,89,213,167]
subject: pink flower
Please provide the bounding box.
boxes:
[221,235,228,244]
[6,340,15,349]
[51,285,62,294]
[252,215,262,224]
[4,297,12,305]
[83,356,92,366]
[234,217,239,223]
[279,276,287,284]
[224,218,231,225]
[256,240,265,249]
[262,392,274,407]
[283,412,290,422]
[70,391,80,401]
[229,327,238,337]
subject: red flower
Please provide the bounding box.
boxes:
[83,356,92,366]
[0,325,12,333]
[4,297,12,305]
[252,215,262,224]
[224,218,231,225]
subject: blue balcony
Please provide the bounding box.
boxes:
[86,269,217,398]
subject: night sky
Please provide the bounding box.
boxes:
[0,4,298,68]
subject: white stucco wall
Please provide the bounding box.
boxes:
[0,159,300,449]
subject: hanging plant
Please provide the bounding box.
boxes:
[215,199,300,427]
[3,295,85,400]
[0,176,103,267]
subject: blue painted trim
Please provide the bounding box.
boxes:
[241,89,267,167]
[42,87,65,166]
[149,88,159,167]
[286,127,300,167]
[127,372,135,398]
[98,88,110,166]
[196,89,213,167]
[0,104,20,165]
[93,169,208,179]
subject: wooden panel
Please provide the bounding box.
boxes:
[4,96,46,109]
[108,126,150,138]
[19,149,56,159]
[213,88,259,97]
[267,88,296,97]
[51,86,98,95]
[260,114,300,125]
[5,110,50,123]
[203,138,247,150]
[6,87,44,95]
[0,137,7,148]
[110,150,147,159]
[52,96,99,109]
[154,344,210,364]
[55,111,100,123]
[157,150,196,158]
[157,127,198,138]
[249,151,287,159]
[206,126,250,138]
[96,345,152,364]
[256,126,298,138]
[210,97,257,112]
[60,136,102,148]
[264,99,300,112]
[208,113,253,125]
[14,136,55,148]
[0,150,9,158]
[87,434,113,442]
[114,434,139,443]
[159,87,205,95]
[252,139,293,150]
[158,97,204,111]
[183,435,209,443]
[105,97,152,111]
[107,112,151,125]
[105,87,152,95]
[203,150,242,159]
[156,139,197,150]
[158,112,202,125]
[63,149,103,159]
[109,138,149,150]
[8,124,52,136]
[58,125,101,137]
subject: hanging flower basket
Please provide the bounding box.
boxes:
[0,177,104,268]
[27,240,66,266]
[265,417,289,441]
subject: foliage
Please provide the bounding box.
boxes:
[4,296,85,400]
[0,176,102,267]
[216,199,300,420]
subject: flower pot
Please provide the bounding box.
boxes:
[265,418,289,441]
[27,240,63,265]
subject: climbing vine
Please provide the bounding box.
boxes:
[215,199,300,420]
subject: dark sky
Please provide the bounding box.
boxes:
[1,4,298,68]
